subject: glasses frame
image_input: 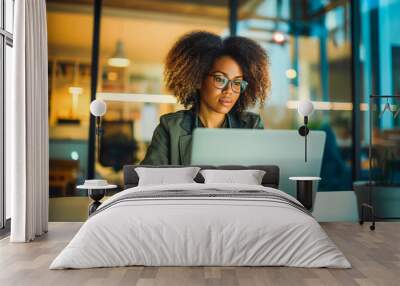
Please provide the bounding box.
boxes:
[208,73,248,94]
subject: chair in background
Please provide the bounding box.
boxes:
[99,120,138,172]
[49,159,79,197]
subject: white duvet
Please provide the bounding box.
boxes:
[50,183,351,269]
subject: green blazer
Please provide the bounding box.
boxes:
[141,109,264,165]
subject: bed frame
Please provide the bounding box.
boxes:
[123,165,280,189]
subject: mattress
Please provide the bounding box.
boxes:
[50,183,351,269]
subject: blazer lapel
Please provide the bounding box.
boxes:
[178,110,195,165]
[228,112,244,128]
[179,134,193,165]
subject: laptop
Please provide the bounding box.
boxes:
[190,129,326,197]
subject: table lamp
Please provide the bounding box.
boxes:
[297,99,314,162]
[84,100,113,215]
[90,99,107,159]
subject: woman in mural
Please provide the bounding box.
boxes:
[141,31,271,165]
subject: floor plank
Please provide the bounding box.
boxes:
[0,222,399,286]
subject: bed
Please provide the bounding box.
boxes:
[50,165,351,269]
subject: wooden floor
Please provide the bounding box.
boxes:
[0,222,399,286]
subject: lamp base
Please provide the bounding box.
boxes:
[88,189,105,215]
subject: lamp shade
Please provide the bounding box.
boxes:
[108,40,130,68]
[90,99,107,117]
[297,99,314,116]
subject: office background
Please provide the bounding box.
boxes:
[2,0,400,222]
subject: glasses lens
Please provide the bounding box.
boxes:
[239,80,248,93]
[213,75,228,89]
[232,80,243,93]
[211,75,248,93]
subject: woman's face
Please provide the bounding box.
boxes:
[199,56,243,114]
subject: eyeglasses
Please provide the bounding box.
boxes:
[208,74,248,94]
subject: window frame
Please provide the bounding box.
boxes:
[0,0,14,231]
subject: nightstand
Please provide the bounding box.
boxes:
[289,177,321,211]
[77,183,117,215]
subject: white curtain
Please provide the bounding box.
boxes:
[8,0,49,242]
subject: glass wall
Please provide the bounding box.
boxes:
[47,0,400,221]
[238,0,353,191]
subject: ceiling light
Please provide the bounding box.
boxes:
[272,31,286,44]
[285,69,297,79]
[108,40,130,68]
[68,86,82,95]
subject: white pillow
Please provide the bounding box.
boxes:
[200,169,266,185]
[135,167,201,186]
